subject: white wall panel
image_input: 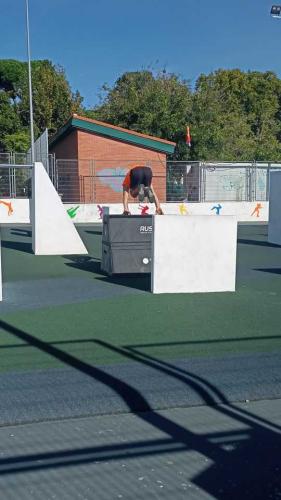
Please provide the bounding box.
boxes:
[268,171,281,245]
[151,216,237,294]
[63,201,269,223]
[0,229,2,301]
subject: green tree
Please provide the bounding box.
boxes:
[0,59,25,98]
[190,69,281,161]
[19,60,84,135]
[2,130,30,153]
[0,59,84,152]
[88,70,192,158]
[0,91,22,151]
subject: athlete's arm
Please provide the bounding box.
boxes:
[151,184,162,212]
[123,188,130,213]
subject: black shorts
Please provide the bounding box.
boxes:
[130,166,152,189]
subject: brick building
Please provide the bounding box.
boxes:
[49,115,176,203]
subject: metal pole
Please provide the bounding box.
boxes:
[25,0,35,163]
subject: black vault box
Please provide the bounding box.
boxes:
[101,215,152,275]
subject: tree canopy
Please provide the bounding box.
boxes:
[1,59,281,161]
[87,68,281,161]
[0,59,83,152]
[87,70,192,159]
[190,69,281,161]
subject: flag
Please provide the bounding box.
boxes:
[185,126,191,147]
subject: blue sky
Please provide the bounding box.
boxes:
[1,0,280,107]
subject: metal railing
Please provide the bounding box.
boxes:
[0,152,55,172]
[167,161,281,202]
[0,164,32,198]
[199,162,274,202]
[51,160,281,203]
[1,155,281,202]
[0,152,56,198]
[54,159,166,203]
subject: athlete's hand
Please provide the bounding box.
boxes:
[155,208,164,215]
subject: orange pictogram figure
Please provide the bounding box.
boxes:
[179,203,188,215]
[139,204,149,215]
[0,200,13,216]
[251,203,263,218]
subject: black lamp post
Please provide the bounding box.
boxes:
[271,5,281,18]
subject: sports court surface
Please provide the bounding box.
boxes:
[0,223,280,499]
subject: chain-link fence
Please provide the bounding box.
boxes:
[200,162,272,202]
[54,159,93,202]
[0,164,32,198]
[52,160,281,203]
[0,153,11,164]
[0,152,55,169]
[0,153,55,198]
[167,161,277,202]
[54,159,166,203]
[167,161,200,201]
[1,155,281,202]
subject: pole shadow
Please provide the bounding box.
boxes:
[0,319,280,498]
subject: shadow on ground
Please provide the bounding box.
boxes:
[254,267,281,275]
[64,256,151,292]
[0,318,280,499]
[1,240,33,254]
[238,238,281,248]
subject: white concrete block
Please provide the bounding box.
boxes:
[151,215,237,294]
[31,162,87,255]
[268,171,281,245]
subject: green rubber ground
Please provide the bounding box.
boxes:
[0,223,280,373]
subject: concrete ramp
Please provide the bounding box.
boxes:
[31,162,87,255]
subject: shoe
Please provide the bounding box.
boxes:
[144,186,155,203]
[138,184,145,202]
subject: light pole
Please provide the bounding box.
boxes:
[25,0,35,163]
[270,5,281,18]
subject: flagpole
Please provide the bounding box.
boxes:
[25,0,35,163]
[186,126,191,148]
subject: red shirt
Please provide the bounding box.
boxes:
[122,171,131,189]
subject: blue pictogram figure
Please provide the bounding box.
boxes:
[211,204,222,215]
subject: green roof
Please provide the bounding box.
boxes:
[50,116,176,155]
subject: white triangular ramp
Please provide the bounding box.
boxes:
[31,162,87,255]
